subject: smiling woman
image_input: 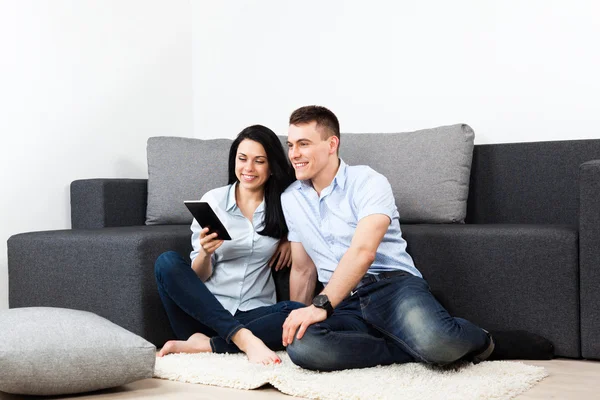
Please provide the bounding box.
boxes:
[228,126,296,238]
[235,140,269,190]
[154,125,304,366]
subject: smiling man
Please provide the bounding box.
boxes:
[279,105,553,371]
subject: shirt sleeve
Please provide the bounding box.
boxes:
[281,192,301,243]
[355,171,396,223]
[190,218,201,262]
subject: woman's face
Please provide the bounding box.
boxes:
[235,139,270,192]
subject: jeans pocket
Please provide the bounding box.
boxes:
[359,293,371,310]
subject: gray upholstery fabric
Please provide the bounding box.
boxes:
[8,225,192,347]
[146,136,232,225]
[71,179,147,229]
[467,139,600,224]
[579,160,600,359]
[402,223,580,358]
[9,136,600,364]
[340,124,474,223]
[0,307,155,396]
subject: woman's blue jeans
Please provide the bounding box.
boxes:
[155,251,304,353]
[287,272,489,371]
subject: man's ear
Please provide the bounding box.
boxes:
[328,136,340,155]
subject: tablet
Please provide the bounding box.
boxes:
[184,201,232,240]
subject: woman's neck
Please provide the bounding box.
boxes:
[235,183,264,220]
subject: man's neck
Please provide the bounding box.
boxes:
[312,158,341,196]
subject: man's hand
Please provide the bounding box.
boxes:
[282,305,327,346]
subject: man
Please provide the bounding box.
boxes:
[280,105,553,371]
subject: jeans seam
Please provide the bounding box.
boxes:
[323,330,383,340]
[359,295,371,309]
[371,324,433,363]
[225,324,244,343]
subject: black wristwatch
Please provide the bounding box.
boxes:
[312,294,334,317]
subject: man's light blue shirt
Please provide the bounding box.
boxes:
[190,183,278,315]
[281,159,421,284]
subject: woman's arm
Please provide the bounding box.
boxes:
[191,228,223,282]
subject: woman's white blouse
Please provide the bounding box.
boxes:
[190,183,279,315]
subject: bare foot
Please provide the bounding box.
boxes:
[157,332,212,357]
[232,328,281,365]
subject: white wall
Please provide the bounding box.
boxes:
[191,0,600,143]
[0,1,193,309]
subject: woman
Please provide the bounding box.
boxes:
[154,125,304,365]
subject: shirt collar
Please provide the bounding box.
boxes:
[297,158,348,191]
[225,183,237,212]
[226,182,265,213]
[332,159,348,190]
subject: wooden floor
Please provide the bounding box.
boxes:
[1,358,599,399]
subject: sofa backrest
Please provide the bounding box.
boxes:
[145,133,600,227]
[146,124,475,226]
[467,139,600,225]
[146,137,232,225]
[339,124,474,224]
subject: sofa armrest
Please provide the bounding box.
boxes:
[8,225,191,347]
[579,159,600,359]
[70,179,148,229]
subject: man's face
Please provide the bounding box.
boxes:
[287,121,334,181]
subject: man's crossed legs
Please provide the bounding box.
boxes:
[287,272,535,371]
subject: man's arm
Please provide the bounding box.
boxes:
[319,213,390,307]
[289,241,318,305]
[282,213,390,345]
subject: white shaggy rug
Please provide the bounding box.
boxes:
[154,352,548,400]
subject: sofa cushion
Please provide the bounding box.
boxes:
[340,124,475,223]
[0,307,156,396]
[401,223,579,358]
[146,136,232,225]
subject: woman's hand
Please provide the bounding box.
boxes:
[269,238,292,271]
[199,227,224,255]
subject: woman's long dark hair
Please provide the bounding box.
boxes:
[228,125,295,239]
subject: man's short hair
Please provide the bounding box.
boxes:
[289,105,340,141]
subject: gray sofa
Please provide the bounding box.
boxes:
[8,131,600,360]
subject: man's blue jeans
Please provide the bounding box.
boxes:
[287,272,489,371]
[155,251,304,353]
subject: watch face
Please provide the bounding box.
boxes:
[314,295,328,307]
